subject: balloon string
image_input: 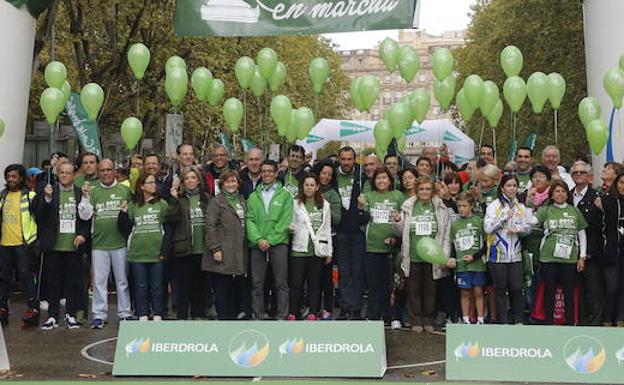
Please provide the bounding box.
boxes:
[478,119,485,149]
[243,90,247,140]
[257,96,263,152]
[136,80,140,116]
[512,112,517,145]
[554,109,558,147]
[492,127,497,160]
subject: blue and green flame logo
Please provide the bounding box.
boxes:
[228,330,270,368]
[563,336,606,374]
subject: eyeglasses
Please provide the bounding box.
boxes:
[143,180,157,185]
[571,171,587,176]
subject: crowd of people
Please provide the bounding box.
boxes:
[0,141,623,332]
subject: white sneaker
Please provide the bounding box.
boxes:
[41,317,58,330]
[39,300,49,312]
[390,320,402,330]
[138,316,149,321]
[153,315,163,321]
[65,314,80,329]
[59,298,66,307]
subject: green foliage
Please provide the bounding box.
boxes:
[29,0,349,158]
[316,141,342,159]
[454,0,587,164]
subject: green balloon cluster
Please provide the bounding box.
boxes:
[578,96,601,128]
[270,95,315,142]
[527,72,548,113]
[121,117,143,149]
[235,56,255,90]
[271,95,293,136]
[585,119,609,155]
[40,87,65,124]
[223,98,244,133]
[387,101,413,138]
[500,45,523,77]
[250,69,267,98]
[165,66,188,107]
[207,79,225,107]
[350,76,379,112]
[480,80,499,117]
[547,72,565,110]
[379,38,399,73]
[416,237,448,265]
[309,57,330,94]
[80,83,104,121]
[268,62,287,92]
[257,48,278,80]
[431,48,454,81]
[603,67,624,109]
[456,88,475,122]
[373,119,392,158]
[61,81,72,105]
[408,89,430,124]
[463,74,484,110]
[487,99,503,128]
[127,43,150,80]
[166,56,186,74]
[191,67,213,102]
[292,107,316,141]
[398,45,420,83]
[44,61,67,89]
[503,76,527,113]
[434,75,456,110]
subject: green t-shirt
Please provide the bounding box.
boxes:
[516,172,531,195]
[127,199,168,263]
[409,201,439,262]
[450,215,485,272]
[293,200,323,257]
[362,179,372,194]
[188,193,205,255]
[90,183,133,250]
[336,172,355,210]
[283,171,300,198]
[74,175,99,188]
[54,190,77,252]
[364,190,404,253]
[535,204,588,264]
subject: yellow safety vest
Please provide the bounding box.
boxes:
[0,190,38,245]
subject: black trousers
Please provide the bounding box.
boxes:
[541,262,577,325]
[489,262,524,324]
[44,250,83,319]
[170,255,207,319]
[289,256,323,316]
[320,258,334,312]
[579,259,604,325]
[211,272,243,320]
[363,252,391,320]
[603,257,624,323]
[0,245,37,309]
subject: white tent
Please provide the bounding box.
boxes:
[297,118,475,164]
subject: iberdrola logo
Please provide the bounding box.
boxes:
[454,341,480,360]
[279,338,304,356]
[125,337,151,357]
[228,330,270,368]
[563,336,606,374]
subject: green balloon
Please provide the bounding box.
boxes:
[309,57,330,94]
[503,76,527,113]
[619,54,624,72]
[223,98,244,133]
[127,43,150,80]
[350,77,365,112]
[526,72,548,113]
[397,135,406,153]
[44,61,67,89]
[250,69,267,98]
[431,48,454,81]
[0,116,4,138]
[480,80,499,117]
[61,81,72,105]
[80,83,104,121]
[358,75,380,112]
[463,74,484,110]
[379,38,399,73]
[603,67,624,109]
[398,45,420,83]
[374,142,387,159]
[165,56,186,74]
[387,102,413,138]
[416,236,448,265]
[191,67,213,102]
[268,61,287,92]
[235,56,255,90]
[487,99,503,128]
[433,75,456,110]
[270,95,293,136]
[547,73,566,110]
[500,45,523,77]
[408,89,430,124]
[40,87,65,124]
[373,119,393,149]
[207,78,224,107]
[257,47,278,81]
[121,117,143,149]
[585,119,609,155]
[456,88,475,122]
[165,67,188,107]
[286,113,299,143]
[293,107,316,140]
[578,97,601,128]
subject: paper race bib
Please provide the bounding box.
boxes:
[284,183,298,198]
[339,184,353,210]
[457,235,475,251]
[59,219,76,234]
[553,234,574,259]
[371,208,390,224]
[214,179,221,195]
[412,215,435,236]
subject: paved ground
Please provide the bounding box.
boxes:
[1,294,447,382]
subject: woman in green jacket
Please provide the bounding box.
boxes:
[164,167,210,320]
[119,173,168,321]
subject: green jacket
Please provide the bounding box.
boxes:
[246,182,293,248]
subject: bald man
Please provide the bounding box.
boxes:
[362,154,381,193]
[240,148,264,199]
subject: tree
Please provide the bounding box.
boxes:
[454,0,587,165]
[28,0,350,158]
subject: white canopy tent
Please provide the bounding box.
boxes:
[297,118,475,164]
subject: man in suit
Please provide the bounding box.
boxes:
[569,160,604,325]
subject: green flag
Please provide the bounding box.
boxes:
[4,0,54,17]
[66,92,103,158]
[523,133,537,150]
[219,132,233,153]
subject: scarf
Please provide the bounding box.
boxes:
[534,186,550,208]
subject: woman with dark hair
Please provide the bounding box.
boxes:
[602,172,624,326]
[165,167,211,320]
[204,169,248,320]
[400,168,418,198]
[533,179,587,325]
[119,173,168,321]
[484,174,532,324]
[440,171,463,222]
[362,167,404,320]
[288,173,332,320]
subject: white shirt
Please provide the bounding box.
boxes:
[260,183,277,213]
[573,185,588,208]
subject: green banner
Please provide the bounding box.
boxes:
[4,0,54,17]
[65,92,103,158]
[241,138,255,152]
[446,324,624,384]
[113,321,386,377]
[219,131,233,153]
[175,0,419,37]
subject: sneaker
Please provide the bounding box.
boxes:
[320,310,333,320]
[138,316,149,321]
[120,316,134,321]
[424,325,435,333]
[41,317,58,330]
[65,314,80,329]
[306,313,317,321]
[39,300,49,312]
[286,314,296,321]
[391,320,402,330]
[90,318,105,329]
[59,298,66,307]
[153,315,163,321]
[411,325,424,333]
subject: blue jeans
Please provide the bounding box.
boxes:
[131,262,165,317]
[0,245,37,309]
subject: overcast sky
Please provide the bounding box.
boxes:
[323,0,476,50]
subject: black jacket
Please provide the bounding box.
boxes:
[336,164,370,234]
[239,167,261,200]
[602,193,624,266]
[37,185,90,253]
[569,186,604,262]
[277,167,306,187]
[164,190,211,257]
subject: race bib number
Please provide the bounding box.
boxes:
[457,235,475,251]
[372,208,390,224]
[339,184,353,210]
[553,234,574,259]
[284,183,298,198]
[214,179,220,195]
[59,219,76,234]
[413,218,433,236]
